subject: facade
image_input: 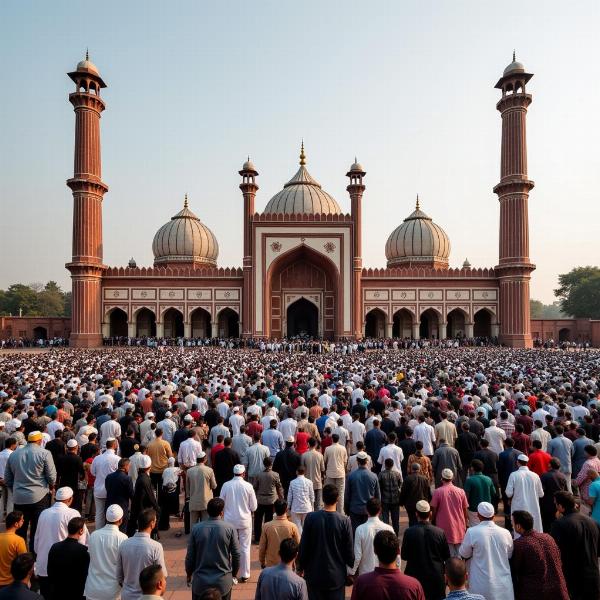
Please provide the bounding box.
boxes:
[0,317,71,342]
[65,54,538,348]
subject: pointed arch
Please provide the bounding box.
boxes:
[392,308,414,338]
[365,308,386,338]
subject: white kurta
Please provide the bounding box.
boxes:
[505,466,544,532]
[34,501,88,576]
[459,520,514,600]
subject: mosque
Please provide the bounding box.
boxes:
[65,53,537,348]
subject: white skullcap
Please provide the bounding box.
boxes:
[67,439,78,448]
[79,435,89,444]
[140,455,152,469]
[286,436,295,443]
[233,464,245,475]
[416,500,431,513]
[184,415,194,422]
[55,487,74,501]
[518,454,529,462]
[168,457,175,466]
[105,437,116,443]
[477,502,495,518]
[442,468,454,480]
[197,450,206,459]
[233,406,240,412]
[356,451,368,460]
[165,411,172,417]
[106,504,124,522]
[146,412,155,418]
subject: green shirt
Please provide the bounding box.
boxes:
[463,473,496,512]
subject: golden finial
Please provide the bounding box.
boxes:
[299,140,306,166]
[184,193,188,209]
[416,194,420,210]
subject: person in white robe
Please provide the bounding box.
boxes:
[505,454,544,532]
[459,501,514,600]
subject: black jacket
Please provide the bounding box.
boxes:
[214,448,241,486]
[105,468,134,513]
[273,446,301,490]
[47,537,90,600]
[131,471,159,517]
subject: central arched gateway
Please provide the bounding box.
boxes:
[266,245,339,339]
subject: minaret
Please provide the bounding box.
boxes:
[65,52,108,347]
[346,158,366,338]
[239,157,259,338]
[493,52,535,348]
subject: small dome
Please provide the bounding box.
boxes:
[76,52,100,76]
[128,257,137,268]
[242,158,257,172]
[385,198,450,268]
[503,60,525,76]
[349,158,364,173]
[152,197,218,266]
[262,145,341,215]
[462,258,471,269]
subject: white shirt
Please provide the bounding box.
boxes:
[156,418,176,444]
[348,420,366,453]
[351,517,395,575]
[0,447,13,479]
[220,475,257,529]
[34,501,88,576]
[377,444,404,475]
[91,449,120,498]
[229,413,245,437]
[483,426,507,455]
[100,420,121,448]
[413,422,436,456]
[178,437,203,468]
[287,475,314,514]
[530,427,551,452]
[459,520,514,600]
[84,523,129,600]
[506,466,544,532]
[46,420,64,439]
[278,418,297,441]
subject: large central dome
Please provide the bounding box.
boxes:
[262,144,342,215]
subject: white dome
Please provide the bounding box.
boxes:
[503,60,525,76]
[152,199,218,266]
[385,200,450,268]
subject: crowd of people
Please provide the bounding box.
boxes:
[0,345,598,600]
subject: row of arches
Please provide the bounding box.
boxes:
[364,307,495,339]
[106,307,239,338]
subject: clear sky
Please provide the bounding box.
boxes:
[1,1,598,303]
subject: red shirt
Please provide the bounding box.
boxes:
[247,421,264,439]
[528,449,552,476]
[351,567,425,600]
[210,443,225,466]
[512,431,530,455]
[295,431,310,454]
[320,436,333,454]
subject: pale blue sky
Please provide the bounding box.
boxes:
[1,1,599,303]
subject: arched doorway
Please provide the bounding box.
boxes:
[474,309,493,337]
[218,308,240,338]
[33,326,47,340]
[109,308,128,337]
[419,309,440,339]
[558,327,571,342]
[190,308,211,338]
[365,309,386,338]
[287,299,318,338]
[446,308,467,338]
[392,309,413,338]
[136,308,156,337]
[163,308,184,338]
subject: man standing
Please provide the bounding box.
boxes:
[527,439,551,477]
[510,510,569,600]
[0,437,16,518]
[105,457,134,533]
[297,484,354,600]
[214,437,240,495]
[463,460,497,526]
[551,491,600,600]
[186,451,217,525]
[4,430,56,548]
[378,457,403,535]
[185,497,240,600]
[301,438,325,510]
[345,452,380,531]
[117,508,167,600]
[90,438,120,530]
[287,465,314,535]
[498,437,521,529]
[245,434,271,486]
[254,457,283,543]
[323,433,348,513]
[432,439,463,488]
[255,538,308,600]
[0,511,26,587]
[219,464,257,583]
[547,425,573,491]
[259,499,300,569]
[0,553,43,600]
[539,458,568,532]
[273,437,301,499]
[443,558,485,600]
[57,438,85,512]
[430,469,468,557]
[574,444,600,515]
[84,504,129,600]
[401,500,450,600]
[399,463,431,527]
[146,429,173,492]
[459,502,514,600]
[47,516,89,600]
[128,455,159,537]
[505,454,544,532]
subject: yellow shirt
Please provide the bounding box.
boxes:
[0,531,26,585]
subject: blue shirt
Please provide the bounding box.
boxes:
[255,563,308,600]
[262,429,284,458]
[589,478,600,524]
[345,467,380,515]
[316,415,329,436]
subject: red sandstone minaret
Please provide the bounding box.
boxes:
[66,52,108,347]
[494,53,535,348]
[239,157,259,338]
[347,159,366,339]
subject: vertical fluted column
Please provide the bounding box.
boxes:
[494,59,535,348]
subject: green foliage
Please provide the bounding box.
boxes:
[0,281,70,317]
[554,266,600,319]
[530,299,567,319]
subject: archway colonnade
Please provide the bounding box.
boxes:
[102,306,240,338]
[364,306,498,339]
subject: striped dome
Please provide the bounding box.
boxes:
[152,198,218,266]
[385,199,450,268]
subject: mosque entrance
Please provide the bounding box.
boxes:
[108,308,128,337]
[287,298,318,338]
[33,326,47,340]
[163,308,184,338]
[419,309,440,339]
[135,308,156,337]
[218,308,240,338]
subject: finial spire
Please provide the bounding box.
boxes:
[354,156,358,164]
[415,194,420,210]
[299,140,306,166]
[86,48,89,61]
[512,49,516,62]
[184,193,188,209]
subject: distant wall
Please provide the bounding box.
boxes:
[0,317,71,340]
[530,318,600,346]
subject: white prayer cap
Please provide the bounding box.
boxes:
[67,439,78,448]
[146,412,155,419]
[0,422,5,428]
[518,454,529,462]
[416,500,431,513]
[140,455,152,469]
[356,451,368,460]
[233,464,245,475]
[197,450,206,459]
[165,411,172,417]
[168,457,175,466]
[477,502,495,518]
[79,435,89,445]
[105,437,116,443]
[285,436,295,443]
[233,406,240,412]
[55,487,74,501]
[489,419,497,427]
[184,415,194,422]
[442,468,454,480]
[106,504,124,522]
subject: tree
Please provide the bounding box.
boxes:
[0,281,71,317]
[554,266,600,319]
[37,281,66,316]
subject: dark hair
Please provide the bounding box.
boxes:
[138,508,157,530]
[118,458,130,470]
[549,457,561,469]
[11,552,34,581]
[366,497,381,517]
[279,537,299,563]
[384,458,394,469]
[555,425,564,435]
[5,437,17,448]
[5,511,22,529]
[585,445,598,457]
[554,491,577,512]
[331,433,339,443]
[139,564,164,594]
[445,557,467,587]
[308,437,317,447]
[263,456,272,468]
[512,510,534,531]
[505,437,515,447]
[207,497,225,518]
[480,439,489,448]
[471,459,483,472]
[373,530,399,565]
[532,439,542,449]
[322,483,339,506]
[274,499,288,516]
[67,516,86,535]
